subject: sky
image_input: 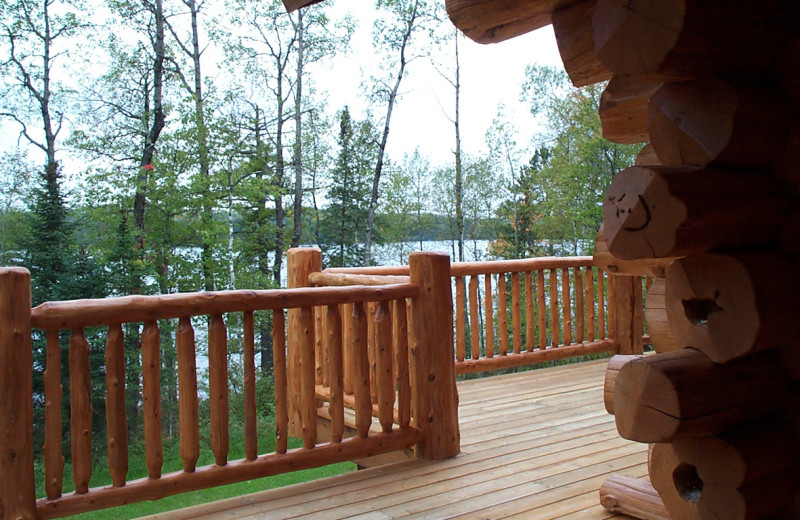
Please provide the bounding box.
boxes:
[308,1,564,167]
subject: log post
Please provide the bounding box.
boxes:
[287,247,322,438]
[408,252,460,459]
[0,268,36,519]
[610,275,643,355]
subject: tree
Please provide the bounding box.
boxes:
[321,107,376,267]
[363,0,437,264]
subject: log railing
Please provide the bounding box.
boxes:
[322,256,623,374]
[0,252,459,520]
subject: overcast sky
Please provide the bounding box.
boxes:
[311,2,564,167]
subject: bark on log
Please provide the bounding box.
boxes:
[613,348,788,443]
[599,75,661,144]
[649,443,702,520]
[645,277,681,353]
[599,474,670,520]
[670,422,799,520]
[446,0,579,44]
[648,78,793,169]
[604,354,643,415]
[552,0,612,88]
[594,223,677,277]
[603,166,791,260]
[592,0,798,80]
[665,251,800,363]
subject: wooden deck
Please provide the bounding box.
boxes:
[145,359,647,520]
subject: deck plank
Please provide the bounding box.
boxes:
[141,359,648,520]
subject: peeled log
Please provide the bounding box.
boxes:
[592,0,798,80]
[671,422,798,520]
[446,0,578,44]
[648,78,793,169]
[649,443,702,520]
[599,474,670,520]
[552,0,612,88]
[599,75,661,144]
[635,143,660,166]
[613,348,788,443]
[645,278,681,353]
[594,223,677,277]
[603,166,791,260]
[665,252,800,363]
[603,354,643,415]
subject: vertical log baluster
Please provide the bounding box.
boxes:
[562,268,572,345]
[468,275,480,360]
[341,303,354,395]
[549,270,560,347]
[243,311,257,461]
[511,272,521,354]
[393,300,411,430]
[70,328,93,493]
[525,272,534,352]
[0,268,35,517]
[455,276,466,362]
[299,306,317,449]
[351,302,371,438]
[141,321,162,479]
[105,323,128,487]
[209,314,229,466]
[44,328,64,499]
[498,273,508,355]
[326,305,344,443]
[575,268,585,344]
[314,306,325,386]
[177,316,199,472]
[367,302,378,406]
[585,268,596,342]
[273,311,288,454]
[598,270,607,339]
[607,273,616,339]
[537,270,547,349]
[375,301,394,433]
[484,275,494,358]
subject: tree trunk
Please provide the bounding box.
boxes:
[291,10,305,248]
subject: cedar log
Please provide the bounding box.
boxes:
[665,251,800,363]
[670,422,799,520]
[649,443,702,520]
[634,143,660,166]
[613,349,788,443]
[592,0,798,80]
[603,354,643,415]
[648,78,793,169]
[603,166,791,260]
[599,474,670,520]
[552,0,612,87]
[644,277,681,353]
[599,75,661,144]
[594,223,677,277]
[446,0,578,44]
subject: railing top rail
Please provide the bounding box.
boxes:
[308,272,411,287]
[31,284,419,330]
[324,256,596,277]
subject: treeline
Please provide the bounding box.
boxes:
[1,0,641,477]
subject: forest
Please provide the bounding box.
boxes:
[0,0,641,504]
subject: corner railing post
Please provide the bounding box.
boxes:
[611,274,644,354]
[286,248,322,438]
[408,252,460,459]
[0,267,36,519]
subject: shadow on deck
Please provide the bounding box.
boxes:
[146,359,646,520]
